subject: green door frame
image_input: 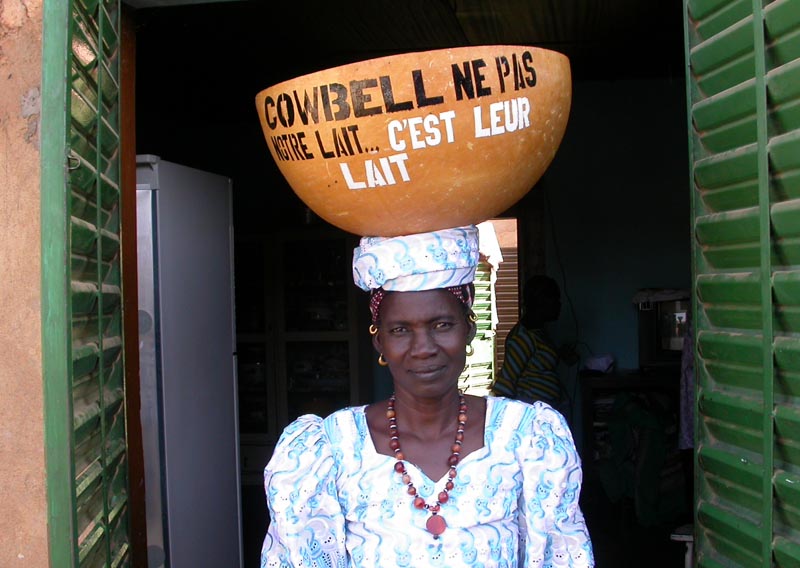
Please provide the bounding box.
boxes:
[41,0,78,563]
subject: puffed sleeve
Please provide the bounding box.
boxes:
[260,415,347,568]
[518,403,595,567]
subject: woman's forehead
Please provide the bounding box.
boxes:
[380,289,462,319]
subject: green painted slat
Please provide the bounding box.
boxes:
[701,391,762,427]
[704,307,763,329]
[694,143,758,191]
[704,417,764,453]
[691,16,754,74]
[696,207,761,245]
[706,475,762,514]
[698,447,763,491]
[771,130,800,173]
[774,171,800,202]
[693,80,757,152]
[690,0,739,21]
[705,361,765,389]
[692,41,756,97]
[768,20,800,66]
[693,83,755,131]
[699,115,758,152]
[768,59,800,112]
[697,502,764,564]
[694,0,753,39]
[775,413,800,468]
[73,341,100,379]
[775,334,800,372]
[771,239,800,269]
[701,242,761,268]
[765,0,800,36]
[696,272,761,301]
[775,373,800,399]
[701,179,760,211]
[774,536,800,567]
[772,199,800,239]
[772,100,800,134]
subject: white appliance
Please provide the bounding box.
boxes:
[136,155,242,567]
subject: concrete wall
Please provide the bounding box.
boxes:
[0,0,49,565]
[544,77,692,372]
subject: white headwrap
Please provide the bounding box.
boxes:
[352,225,480,292]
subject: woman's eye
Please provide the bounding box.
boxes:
[434,321,454,330]
[389,326,407,334]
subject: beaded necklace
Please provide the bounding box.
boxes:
[387,393,467,538]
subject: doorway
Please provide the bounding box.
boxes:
[130,2,688,566]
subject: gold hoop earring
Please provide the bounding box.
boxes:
[378,353,389,366]
[466,344,474,356]
[468,312,478,323]
[369,324,379,336]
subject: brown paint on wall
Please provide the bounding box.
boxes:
[120,6,148,564]
[0,0,49,566]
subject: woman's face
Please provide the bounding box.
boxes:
[373,289,476,397]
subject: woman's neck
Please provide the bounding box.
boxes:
[391,388,463,440]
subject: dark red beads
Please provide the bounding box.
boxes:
[387,393,467,538]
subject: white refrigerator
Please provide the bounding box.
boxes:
[136,155,242,567]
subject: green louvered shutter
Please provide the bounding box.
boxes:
[42,0,130,566]
[459,262,495,395]
[685,0,800,565]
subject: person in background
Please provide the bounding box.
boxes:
[491,275,566,410]
[260,226,594,567]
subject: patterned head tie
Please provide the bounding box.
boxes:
[352,225,480,324]
[368,284,475,325]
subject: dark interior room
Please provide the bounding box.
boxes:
[131,1,692,566]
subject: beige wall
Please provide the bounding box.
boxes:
[0,0,49,565]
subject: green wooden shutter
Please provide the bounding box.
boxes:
[684,0,800,565]
[459,262,495,394]
[42,0,130,566]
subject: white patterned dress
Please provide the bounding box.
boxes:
[261,397,594,567]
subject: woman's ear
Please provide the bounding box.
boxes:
[467,316,478,344]
[372,331,382,354]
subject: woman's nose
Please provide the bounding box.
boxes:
[409,330,437,357]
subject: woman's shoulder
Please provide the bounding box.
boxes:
[485,397,576,457]
[272,406,365,452]
[266,406,367,477]
[487,396,568,430]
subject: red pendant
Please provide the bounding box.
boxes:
[426,514,447,537]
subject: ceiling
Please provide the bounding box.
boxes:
[131,0,686,84]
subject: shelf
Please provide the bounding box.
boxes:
[235,229,364,476]
[581,371,680,465]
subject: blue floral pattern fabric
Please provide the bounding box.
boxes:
[261,397,594,567]
[352,225,480,292]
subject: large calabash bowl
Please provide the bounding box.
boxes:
[255,45,571,237]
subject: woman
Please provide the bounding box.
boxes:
[261,226,594,567]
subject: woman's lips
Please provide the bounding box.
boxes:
[408,365,445,378]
